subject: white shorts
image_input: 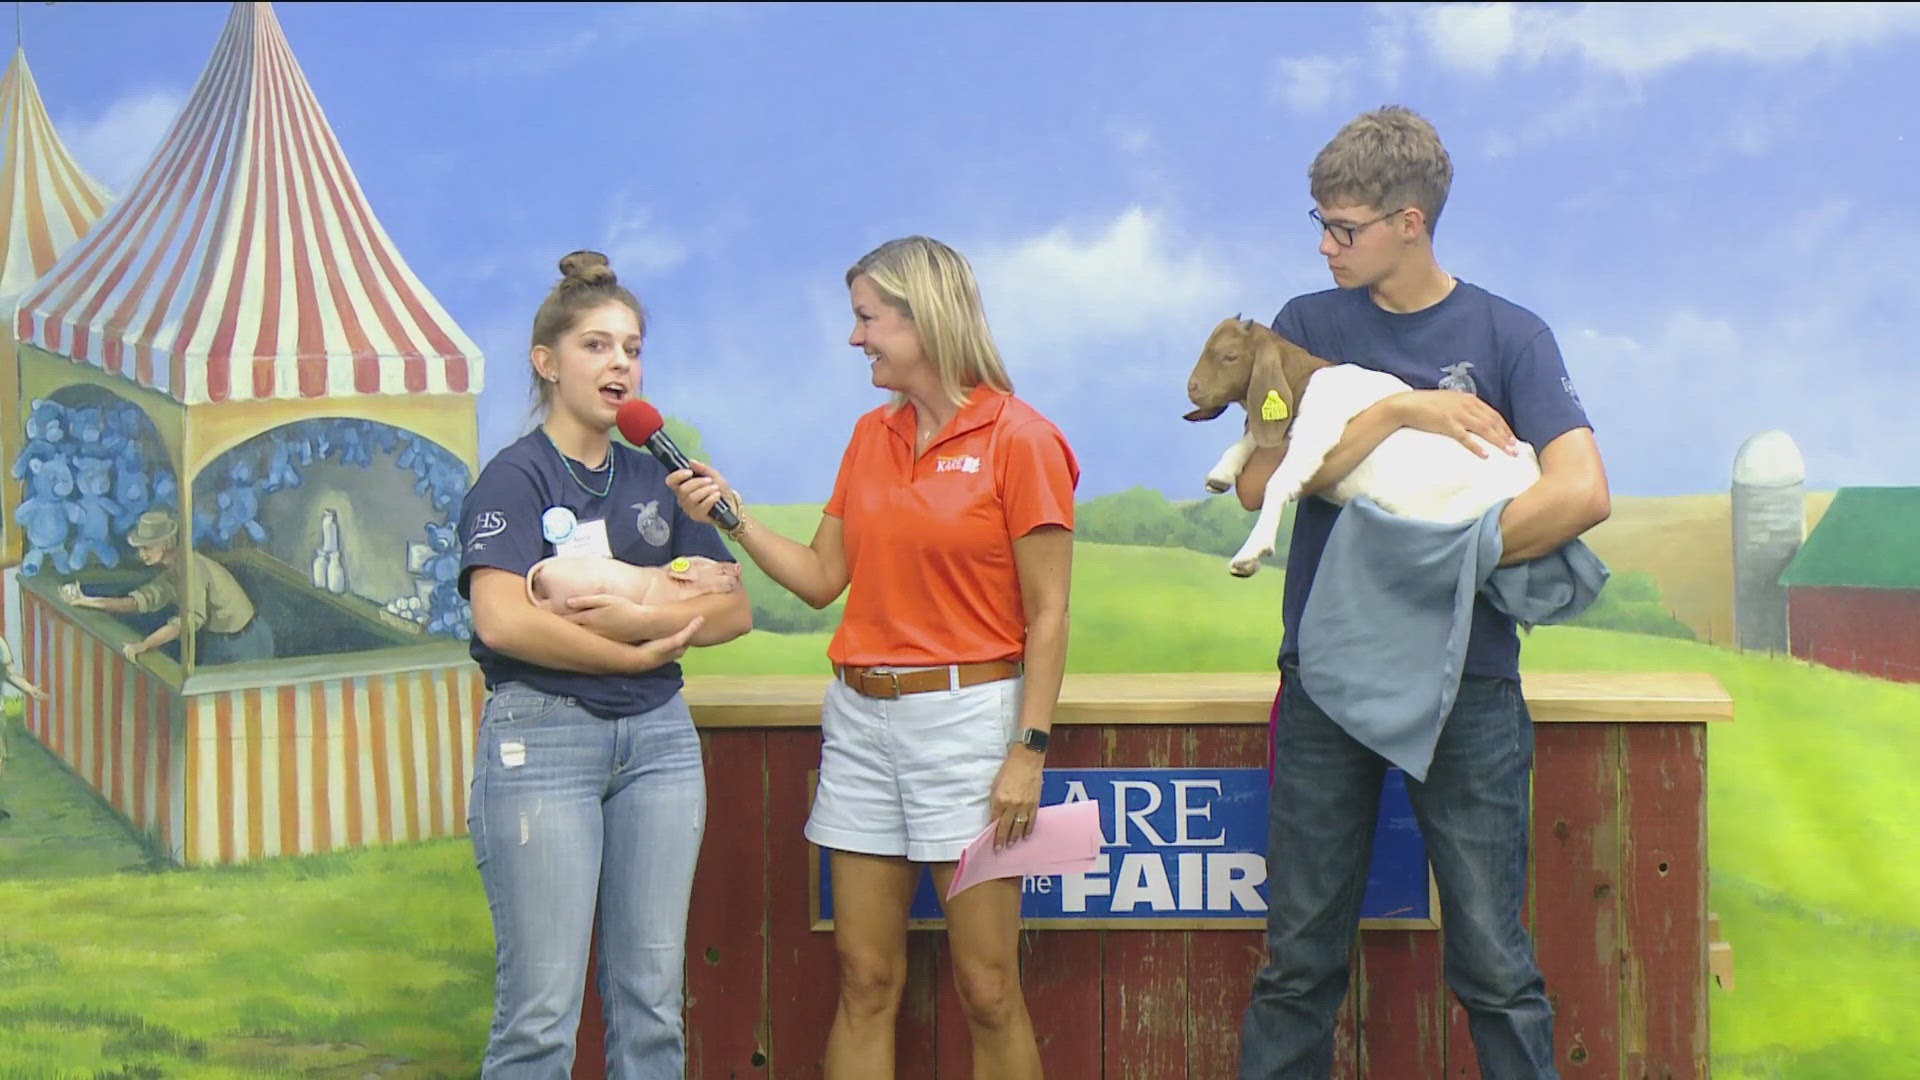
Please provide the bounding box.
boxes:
[805,671,1022,863]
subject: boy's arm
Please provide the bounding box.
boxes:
[1234,391,1520,509]
[1236,298,1517,509]
[1495,427,1610,564]
[1492,324,1607,563]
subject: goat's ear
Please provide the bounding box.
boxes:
[1244,330,1295,448]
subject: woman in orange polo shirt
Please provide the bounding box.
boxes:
[669,235,1077,1079]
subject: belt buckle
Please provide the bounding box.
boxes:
[878,669,902,699]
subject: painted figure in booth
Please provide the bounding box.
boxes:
[62,509,276,665]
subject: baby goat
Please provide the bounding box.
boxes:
[1183,316,1542,577]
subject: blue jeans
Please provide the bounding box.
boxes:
[468,683,707,1079]
[1239,666,1557,1079]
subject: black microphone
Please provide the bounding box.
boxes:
[615,399,741,530]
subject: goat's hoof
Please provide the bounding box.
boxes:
[1205,477,1232,494]
[1229,556,1264,578]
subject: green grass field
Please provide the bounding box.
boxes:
[2,538,1915,1075]
[685,531,1290,676]
[1517,627,1920,1076]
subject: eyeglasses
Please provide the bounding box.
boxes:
[1310,207,1407,247]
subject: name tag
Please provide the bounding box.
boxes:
[556,518,612,559]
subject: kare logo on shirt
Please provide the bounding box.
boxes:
[935,454,983,475]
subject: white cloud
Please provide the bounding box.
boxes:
[1565,309,1914,493]
[957,208,1297,498]
[1269,17,1410,115]
[584,210,1310,503]
[1300,3,1918,156]
[57,88,187,193]
[1559,199,1920,494]
[1414,1,1920,78]
[602,192,687,279]
[968,207,1240,377]
[1270,56,1360,113]
[1414,2,1518,76]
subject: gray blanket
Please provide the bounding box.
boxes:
[1297,496,1609,781]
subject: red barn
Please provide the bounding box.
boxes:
[1778,486,1920,683]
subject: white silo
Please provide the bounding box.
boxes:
[1731,430,1806,653]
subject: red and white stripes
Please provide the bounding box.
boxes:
[0,49,109,299]
[22,591,485,866]
[14,2,482,404]
[179,664,484,865]
[22,594,181,849]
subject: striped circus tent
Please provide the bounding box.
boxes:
[12,2,487,866]
[14,0,484,404]
[0,47,109,297]
[0,46,113,576]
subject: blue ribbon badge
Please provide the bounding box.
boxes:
[541,506,578,544]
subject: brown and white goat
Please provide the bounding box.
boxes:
[1184,316,1541,577]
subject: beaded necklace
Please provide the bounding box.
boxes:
[543,428,616,498]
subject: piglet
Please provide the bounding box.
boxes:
[525,554,741,615]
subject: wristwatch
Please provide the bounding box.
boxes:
[1012,727,1051,754]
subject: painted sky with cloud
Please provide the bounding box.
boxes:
[26,1,1920,501]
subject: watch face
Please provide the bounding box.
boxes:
[1022,728,1049,751]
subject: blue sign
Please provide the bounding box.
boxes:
[813,767,1434,929]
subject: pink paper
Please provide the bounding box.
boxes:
[945,798,1105,901]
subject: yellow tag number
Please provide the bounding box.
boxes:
[1260,389,1289,422]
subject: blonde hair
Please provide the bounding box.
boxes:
[527,250,648,416]
[1309,105,1454,236]
[845,236,1012,408]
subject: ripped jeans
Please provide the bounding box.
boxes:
[468,683,707,1079]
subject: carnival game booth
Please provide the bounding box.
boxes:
[9,2,487,866]
[0,45,112,632]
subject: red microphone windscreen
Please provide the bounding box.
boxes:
[615,398,665,446]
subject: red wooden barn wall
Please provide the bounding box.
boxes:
[1788,585,1920,683]
[576,718,1709,1079]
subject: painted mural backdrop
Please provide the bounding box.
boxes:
[2,2,1917,1076]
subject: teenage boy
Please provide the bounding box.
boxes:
[1235,105,1611,1079]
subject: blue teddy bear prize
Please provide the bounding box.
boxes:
[18,457,75,576]
[67,456,124,570]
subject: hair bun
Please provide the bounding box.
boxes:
[557,250,616,288]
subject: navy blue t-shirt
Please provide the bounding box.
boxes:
[1273,282,1592,680]
[456,429,736,719]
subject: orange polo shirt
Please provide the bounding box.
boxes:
[824,384,1079,667]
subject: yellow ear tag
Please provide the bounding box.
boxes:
[1260,389,1289,422]
[669,556,691,573]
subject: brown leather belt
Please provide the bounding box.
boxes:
[835,660,1024,699]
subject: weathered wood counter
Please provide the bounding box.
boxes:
[574,671,1732,1079]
